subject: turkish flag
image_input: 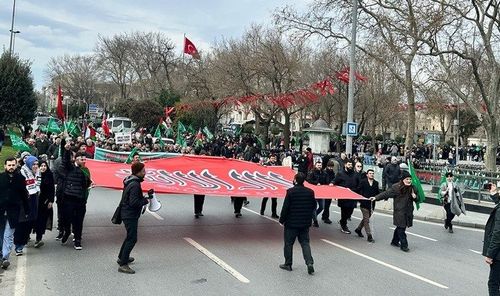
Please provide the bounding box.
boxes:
[56,85,65,121]
[183,37,200,59]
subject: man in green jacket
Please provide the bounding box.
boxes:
[483,183,500,295]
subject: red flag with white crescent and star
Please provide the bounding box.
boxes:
[184,37,200,59]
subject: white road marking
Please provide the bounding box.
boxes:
[321,239,448,289]
[469,249,482,255]
[15,248,27,296]
[242,207,283,225]
[183,237,250,283]
[388,227,437,242]
[146,209,164,220]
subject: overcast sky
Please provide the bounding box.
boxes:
[0,0,309,90]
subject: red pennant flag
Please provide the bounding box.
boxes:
[101,113,110,137]
[336,68,368,84]
[184,37,200,59]
[56,85,65,121]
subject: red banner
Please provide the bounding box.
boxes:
[86,156,364,200]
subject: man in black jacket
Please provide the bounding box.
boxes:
[58,138,91,250]
[118,162,151,274]
[483,184,500,295]
[279,173,316,275]
[334,160,360,234]
[355,169,380,242]
[0,157,29,269]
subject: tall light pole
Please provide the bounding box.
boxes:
[8,0,17,56]
[346,0,358,157]
[455,99,460,165]
[10,30,20,54]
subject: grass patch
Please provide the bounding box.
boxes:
[0,146,17,171]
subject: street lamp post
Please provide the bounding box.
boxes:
[8,0,17,56]
[10,30,20,54]
[346,0,358,157]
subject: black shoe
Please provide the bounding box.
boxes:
[444,222,448,229]
[355,228,364,238]
[271,214,280,219]
[74,241,82,250]
[313,221,319,228]
[117,257,135,265]
[34,240,44,248]
[118,265,135,274]
[367,235,375,243]
[260,210,264,215]
[323,219,332,224]
[198,213,204,217]
[1,259,10,270]
[55,232,63,241]
[235,213,242,218]
[449,228,454,233]
[390,242,400,247]
[279,264,292,271]
[401,247,410,252]
[341,227,351,234]
[61,233,70,245]
[194,214,199,219]
[307,264,314,275]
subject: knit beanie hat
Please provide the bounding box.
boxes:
[131,162,145,175]
[25,156,38,170]
[400,170,411,180]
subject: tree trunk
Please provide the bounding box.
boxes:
[485,122,498,172]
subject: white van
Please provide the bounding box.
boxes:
[106,117,135,133]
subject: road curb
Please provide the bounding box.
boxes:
[374,208,486,230]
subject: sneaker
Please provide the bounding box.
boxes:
[444,222,448,229]
[118,265,135,274]
[15,249,23,256]
[74,241,82,250]
[341,227,351,234]
[390,242,400,247]
[34,240,45,248]
[323,219,332,224]
[55,233,63,241]
[61,233,70,245]
[260,210,265,215]
[449,228,454,233]
[367,235,375,243]
[235,213,242,218]
[307,264,315,275]
[271,214,280,219]
[117,257,135,265]
[279,264,292,271]
[1,259,10,270]
[354,229,364,238]
[313,221,319,228]
[401,247,410,252]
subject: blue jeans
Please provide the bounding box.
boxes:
[312,200,325,222]
[3,220,15,260]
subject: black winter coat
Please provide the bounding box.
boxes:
[483,197,500,260]
[58,139,91,200]
[279,184,316,228]
[334,169,359,208]
[306,169,327,185]
[384,163,400,185]
[358,179,380,209]
[120,175,149,220]
[374,183,416,228]
[0,171,29,228]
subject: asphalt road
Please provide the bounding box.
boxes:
[0,187,489,296]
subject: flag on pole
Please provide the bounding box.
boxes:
[125,147,140,164]
[56,85,65,121]
[47,118,62,134]
[436,171,447,203]
[187,124,196,134]
[177,121,187,134]
[8,130,30,151]
[202,126,213,141]
[183,37,200,59]
[101,113,110,137]
[408,160,426,210]
[64,121,80,137]
[154,125,165,148]
[85,126,96,140]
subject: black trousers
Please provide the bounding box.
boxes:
[233,197,245,214]
[118,218,138,266]
[62,199,86,241]
[194,195,205,214]
[321,199,332,220]
[261,198,277,214]
[339,207,355,228]
[283,226,313,266]
[489,259,500,296]
[391,226,408,249]
[444,203,455,228]
[14,220,33,247]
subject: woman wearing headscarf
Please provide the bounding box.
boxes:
[439,172,466,233]
[15,156,40,255]
[33,160,54,248]
[371,170,417,252]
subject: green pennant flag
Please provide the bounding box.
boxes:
[47,118,62,134]
[125,147,140,164]
[187,124,196,134]
[65,121,80,137]
[165,127,174,138]
[436,171,447,204]
[154,125,165,148]
[202,126,214,141]
[408,160,426,210]
[177,121,187,134]
[8,130,30,151]
[38,124,48,133]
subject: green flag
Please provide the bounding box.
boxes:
[38,125,48,133]
[8,130,30,151]
[177,121,187,134]
[202,126,214,141]
[125,147,140,164]
[47,118,62,133]
[165,127,174,138]
[187,124,196,134]
[408,160,425,210]
[176,124,187,147]
[65,121,80,137]
[154,125,165,148]
[436,171,447,203]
